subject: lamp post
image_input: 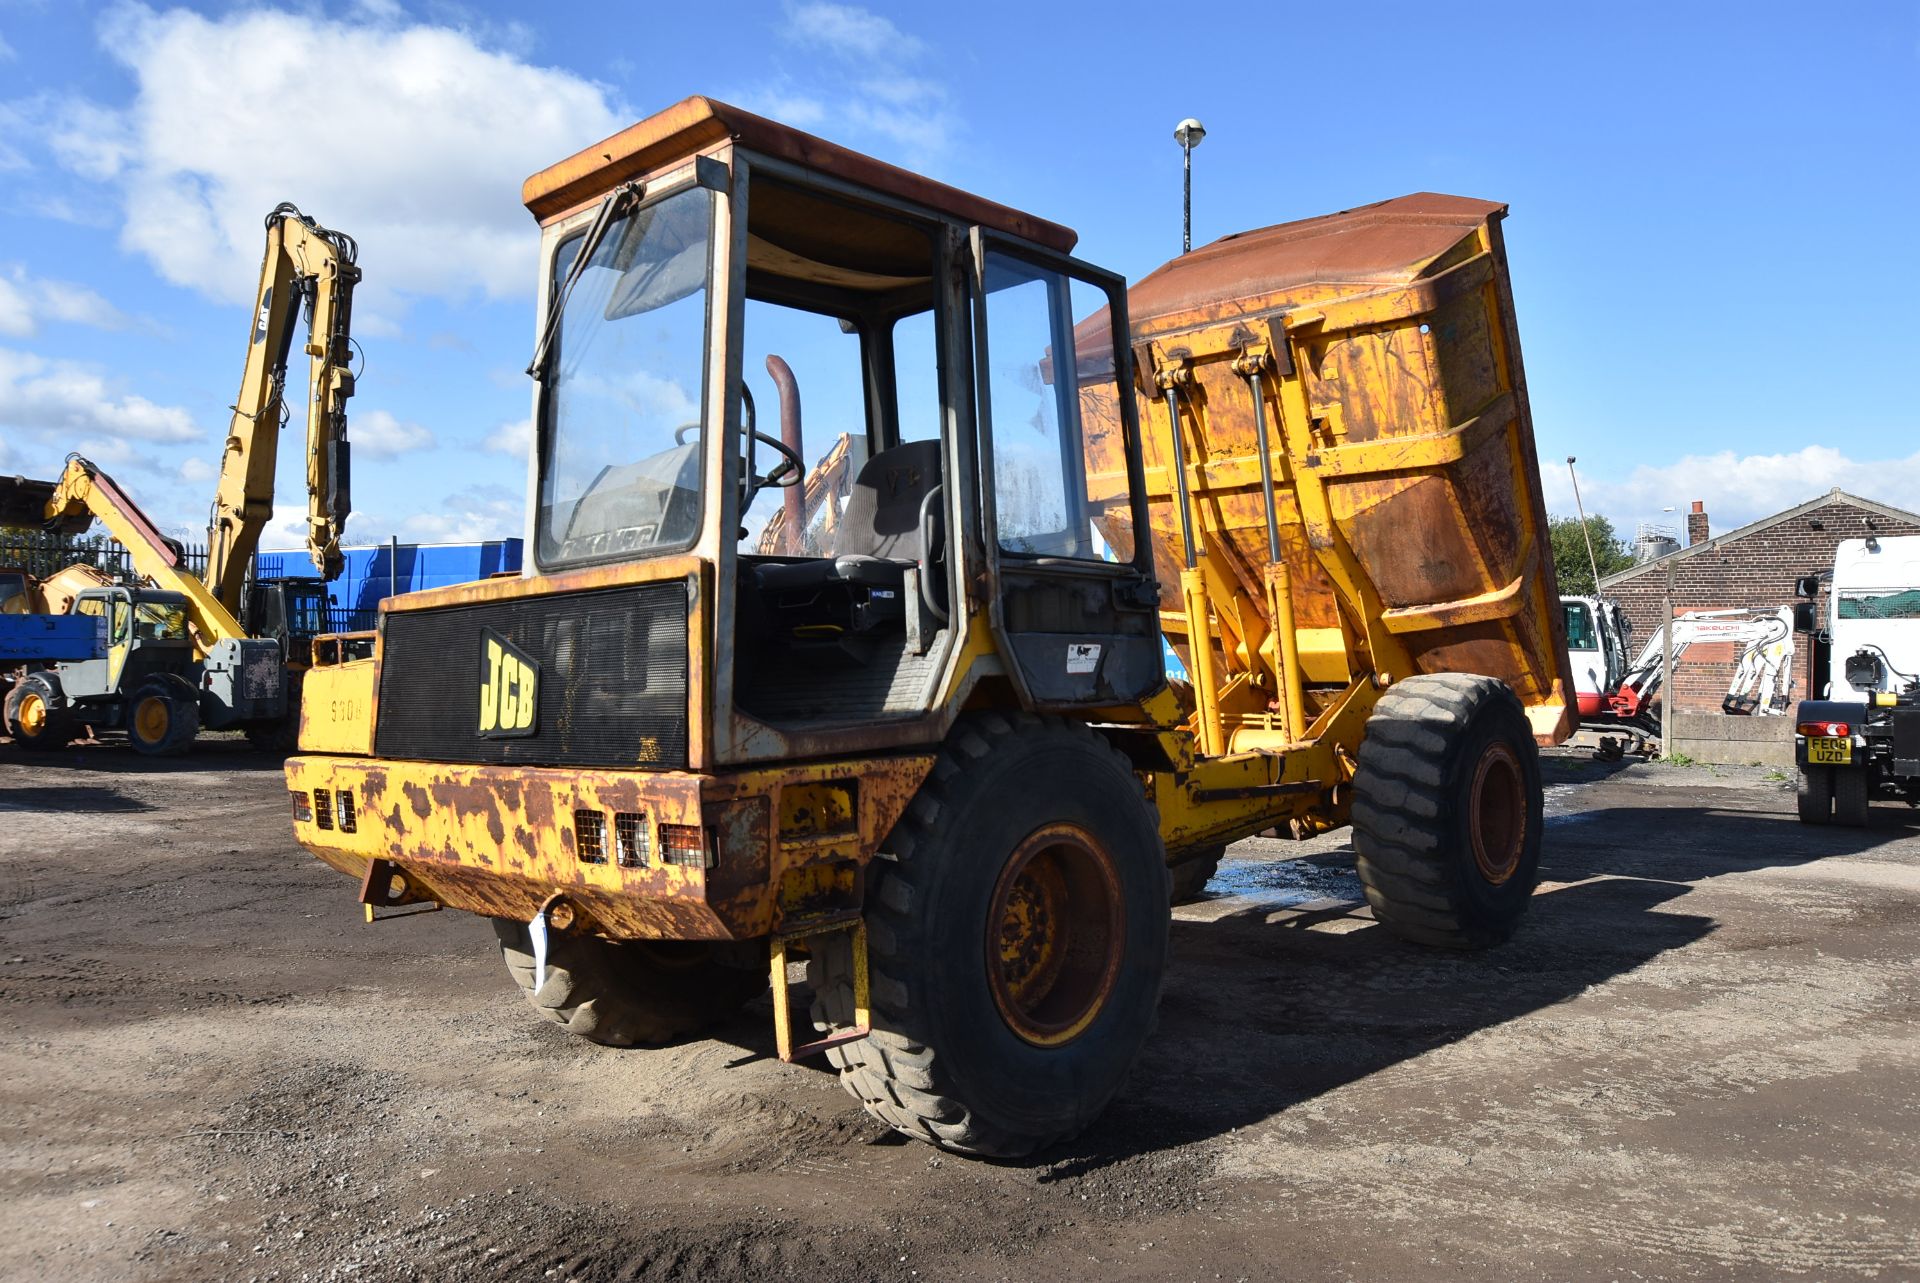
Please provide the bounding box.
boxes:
[1174,117,1206,253]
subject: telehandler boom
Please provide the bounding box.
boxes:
[285,98,1572,1156]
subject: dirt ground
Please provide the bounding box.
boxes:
[2,739,1917,1282]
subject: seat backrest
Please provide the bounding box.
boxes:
[836,440,942,561]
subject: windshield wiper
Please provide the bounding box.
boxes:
[526,180,644,381]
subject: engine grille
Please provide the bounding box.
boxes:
[374,581,689,769]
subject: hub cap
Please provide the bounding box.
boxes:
[18,691,47,736]
[1469,741,1526,885]
[985,823,1124,1047]
[133,695,170,744]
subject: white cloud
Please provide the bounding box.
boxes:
[483,416,532,456]
[400,483,521,542]
[0,31,13,61]
[177,454,216,483]
[35,5,627,309]
[784,3,924,59]
[43,96,136,181]
[0,264,131,337]
[1547,444,1920,538]
[0,345,202,442]
[352,408,435,457]
[748,4,956,165]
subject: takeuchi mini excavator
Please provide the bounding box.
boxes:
[284,97,1573,1157]
[1,203,360,754]
[1565,596,1796,755]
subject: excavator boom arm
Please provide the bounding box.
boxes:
[204,203,360,609]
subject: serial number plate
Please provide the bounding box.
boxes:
[1807,737,1852,765]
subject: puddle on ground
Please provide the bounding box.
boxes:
[1201,776,1606,906]
[1206,854,1364,908]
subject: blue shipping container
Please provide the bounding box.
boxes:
[255,539,522,618]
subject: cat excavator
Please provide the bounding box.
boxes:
[2,203,360,753]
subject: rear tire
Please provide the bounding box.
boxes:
[807,713,1170,1158]
[4,672,75,751]
[1350,673,1543,949]
[1795,766,1834,824]
[1834,767,1871,827]
[491,919,766,1047]
[126,678,199,756]
[1167,843,1224,905]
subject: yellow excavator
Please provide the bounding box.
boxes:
[2,204,360,754]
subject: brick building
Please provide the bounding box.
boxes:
[1599,490,1920,714]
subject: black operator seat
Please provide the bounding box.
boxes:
[754,438,942,621]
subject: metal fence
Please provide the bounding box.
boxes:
[0,529,210,582]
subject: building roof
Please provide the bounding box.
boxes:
[1599,488,1920,588]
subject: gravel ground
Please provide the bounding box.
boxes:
[2,740,1917,1281]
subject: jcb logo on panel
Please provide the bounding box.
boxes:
[478,629,539,738]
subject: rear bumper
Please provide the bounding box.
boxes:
[284,753,933,941]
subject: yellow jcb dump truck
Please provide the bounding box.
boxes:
[286,97,1572,1157]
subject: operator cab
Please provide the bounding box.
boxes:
[521,99,1164,763]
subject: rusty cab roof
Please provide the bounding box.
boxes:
[1123,192,1506,337]
[522,95,1077,253]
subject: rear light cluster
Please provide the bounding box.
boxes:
[660,823,713,870]
[572,809,657,868]
[294,787,358,833]
[1798,721,1851,737]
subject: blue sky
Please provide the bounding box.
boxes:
[0,0,1915,558]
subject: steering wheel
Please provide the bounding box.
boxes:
[754,430,804,488]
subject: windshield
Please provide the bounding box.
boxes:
[1563,602,1596,650]
[536,184,714,568]
[1837,588,1920,620]
[286,589,330,638]
[134,601,189,641]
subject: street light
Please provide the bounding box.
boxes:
[1174,117,1206,254]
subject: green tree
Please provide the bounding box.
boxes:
[1549,514,1635,595]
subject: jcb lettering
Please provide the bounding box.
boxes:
[478,630,539,738]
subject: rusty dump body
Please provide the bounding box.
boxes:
[1085,193,1573,752]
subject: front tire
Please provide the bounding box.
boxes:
[126,678,199,756]
[1350,673,1544,949]
[1834,767,1871,827]
[5,672,75,750]
[491,919,765,1047]
[807,713,1170,1157]
[1795,766,1834,824]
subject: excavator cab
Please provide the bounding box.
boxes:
[244,576,333,667]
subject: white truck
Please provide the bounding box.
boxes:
[1794,535,1920,825]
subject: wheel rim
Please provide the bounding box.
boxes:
[18,691,47,736]
[1469,741,1526,885]
[985,822,1124,1048]
[133,695,170,744]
